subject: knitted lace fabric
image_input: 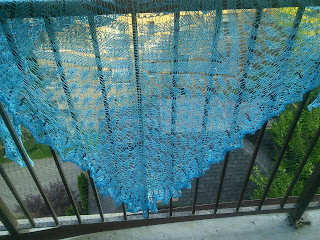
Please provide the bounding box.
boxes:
[0,0,319,215]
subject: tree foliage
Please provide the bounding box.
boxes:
[251,88,320,199]
[0,126,52,164]
[77,172,89,214]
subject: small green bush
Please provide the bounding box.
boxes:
[250,87,320,199]
[65,206,76,216]
[77,172,89,214]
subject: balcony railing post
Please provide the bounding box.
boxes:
[131,7,149,215]
[0,165,36,228]
[192,178,200,214]
[121,203,127,220]
[258,91,310,210]
[49,147,82,224]
[44,17,80,131]
[289,158,320,225]
[87,14,113,136]
[87,170,105,222]
[236,121,267,212]
[233,7,262,122]
[214,151,230,214]
[280,124,320,209]
[169,198,173,217]
[0,196,20,235]
[0,102,59,226]
[193,1,223,215]
[170,5,180,213]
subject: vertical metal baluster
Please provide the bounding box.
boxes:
[0,18,59,226]
[0,103,59,226]
[87,170,104,222]
[193,1,223,215]
[280,59,320,208]
[87,15,112,136]
[131,12,143,162]
[289,156,320,224]
[0,165,36,228]
[200,1,222,157]
[29,0,34,18]
[280,124,320,209]
[44,17,80,130]
[169,6,180,217]
[258,91,310,210]
[132,9,148,215]
[169,198,173,217]
[0,196,20,235]
[1,19,51,224]
[0,18,24,75]
[192,178,200,214]
[49,148,82,224]
[0,17,40,102]
[44,17,105,221]
[258,7,305,210]
[214,151,230,214]
[280,7,305,71]
[88,14,119,221]
[121,203,127,220]
[232,8,262,123]
[273,6,305,103]
[236,122,267,212]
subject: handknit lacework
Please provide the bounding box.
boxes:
[0,0,319,216]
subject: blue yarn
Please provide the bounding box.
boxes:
[0,1,319,216]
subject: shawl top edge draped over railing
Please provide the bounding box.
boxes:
[0,0,320,216]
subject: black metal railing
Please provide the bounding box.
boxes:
[0,0,320,238]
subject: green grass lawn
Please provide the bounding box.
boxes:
[0,127,52,165]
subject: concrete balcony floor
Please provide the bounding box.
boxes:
[66,209,320,240]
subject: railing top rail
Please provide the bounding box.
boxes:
[0,0,319,19]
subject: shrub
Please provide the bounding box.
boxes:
[77,172,89,214]
[15,181,75,218]
[250,87,320,199]
[65,206,76,216]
